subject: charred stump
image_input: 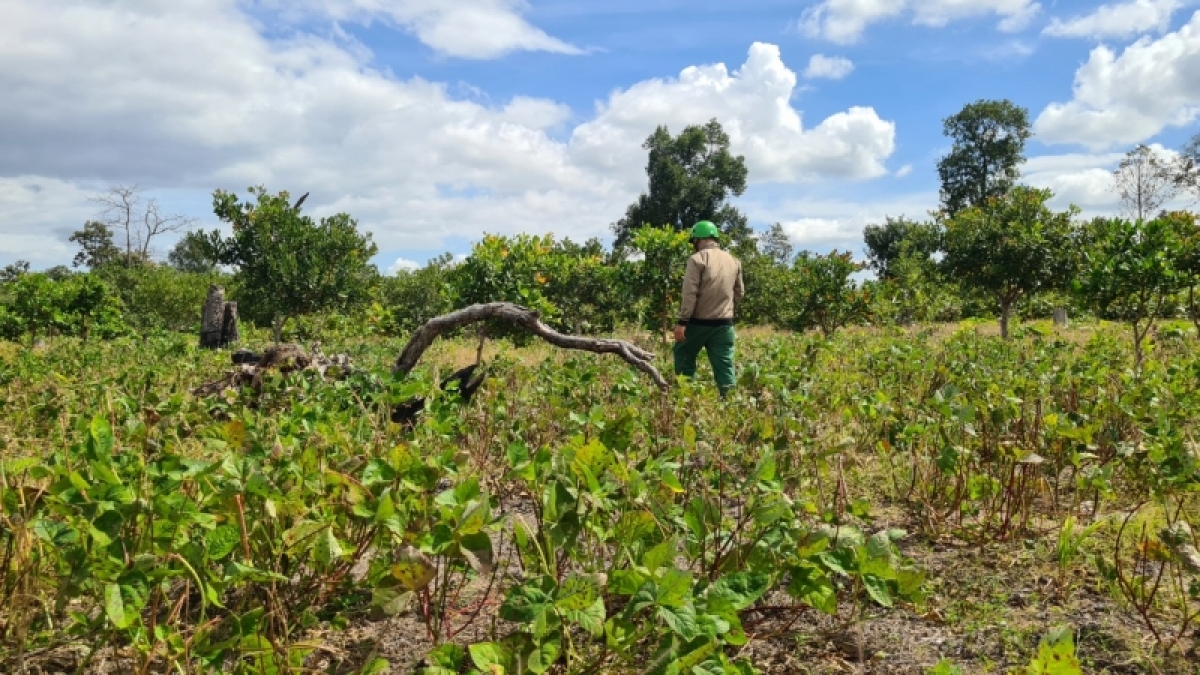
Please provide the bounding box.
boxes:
[200,285,240,349]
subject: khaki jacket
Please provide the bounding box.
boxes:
[677,244,744,325]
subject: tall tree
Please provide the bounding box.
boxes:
[757,223,794,266]
[942,186,1076,338]
[1074,213,1193,369]
[613,119,749,247]
[1174,132,1200,203]
[937,99,1032,217]
[862,216,942,279]
[69,221,123,269]
[210,187,379,342]
[168,230,222,273]
[1113,144,1178,221]
[88,185,195,262]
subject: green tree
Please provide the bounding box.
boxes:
[210,187,379,342]
[375,254,456,336]
[942,186,1076,338]
[613,119,749,247]
[870,252,962,326]
[786,250,871,338]
[622,226,694,338]
[69,221,124,269]
[450,234,559,321]
[1075,213,1194,369]
[168,230,222,273]
[757,223,794,266]
[1173,131,1200,202]
[0,260,30,283]
[862,216,943,279]
[937,99,1032,217]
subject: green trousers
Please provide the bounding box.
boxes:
[673,324,736,395]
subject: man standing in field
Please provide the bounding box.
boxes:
[672,220,744,396]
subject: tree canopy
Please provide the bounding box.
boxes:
[209,186,379,341]
[937,99,1031,217]
[863,216,942,280]
[613,119,749,247]
[942,186,1075,338]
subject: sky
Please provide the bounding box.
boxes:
[2,0,1199,275]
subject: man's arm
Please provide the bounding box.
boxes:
[733,261,745,312]
[677,256,702,324]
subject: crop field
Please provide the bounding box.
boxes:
[2,322,1199,674]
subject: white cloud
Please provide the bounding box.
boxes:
[746,190,941,252]
[0,177,95,267]
[258,0,582,59]
[0,3,897,268]
[1022,151,1127,212]
[804,54,855,79]
[572,43,895,186]
[387,257,421,274]
[1043,0,1184,39]
[1033,11,1200,149]
[895,164,913,177]
[799,0,1041,44]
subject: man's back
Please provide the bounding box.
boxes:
[679,246,744,323]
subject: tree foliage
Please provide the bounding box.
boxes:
[1113,145,1178,221]
[210,186,379,341]
[168,230,222,274]
[937,99,1031,217]
[863,216,943,280]
[1074,213,1195,368]
[69,221,124,270]
[613,119,749,247]
[624,226,694,336]
[0,272,127,341]
[786,250,871,338]
[942,186,1075,338]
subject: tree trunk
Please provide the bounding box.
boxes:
[999,300,1012,339]
[1190,286,1200,335]
[1133,321,1146,372]
[200,285,226,349]
[221,302,239,347]
[1053,307,1069,329]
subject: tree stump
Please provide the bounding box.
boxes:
[200,285,239,349]
[1053,307,1069,329]
[221,302,239,346]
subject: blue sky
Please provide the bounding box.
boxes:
[1,0,1198,273]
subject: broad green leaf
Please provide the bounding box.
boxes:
[787,564,837,615]
[862,574,893,608]
[104,583,130,629]
[527,633,561,674]
[1026,627,1081,675]
[282,520,327,552]
[314,527,345,565]
[643,539,677,572]
[500,581,553,624]
[469,641,515,674]
[90,415,114,455]
[658,603,700,641]
[709,572,770,612]
[370,586,412,617]
[656,568,692,608]
[205,525,241,561]
[391,546,437,591]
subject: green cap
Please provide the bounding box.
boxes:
[690,220,720,240]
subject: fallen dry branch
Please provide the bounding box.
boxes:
[393,302,669,390]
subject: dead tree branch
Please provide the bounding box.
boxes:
[393,302,668,390]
